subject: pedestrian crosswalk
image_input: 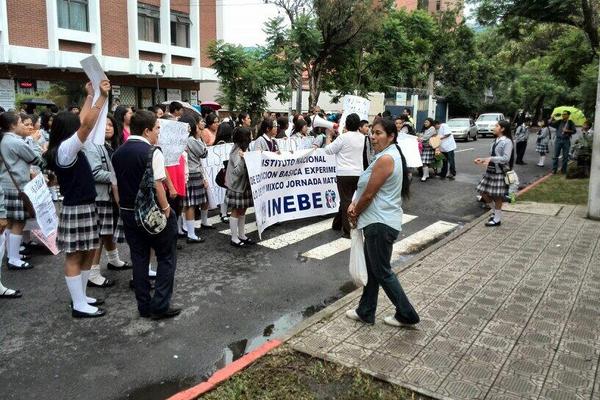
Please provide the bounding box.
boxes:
[207,209,457,261]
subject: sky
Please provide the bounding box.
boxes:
[220,1,477,47]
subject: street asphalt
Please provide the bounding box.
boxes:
[0,132,551,400]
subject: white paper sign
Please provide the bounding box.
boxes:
[396,132,423,168]
[158,119,190,166]
[201,143,234,209]
[274,137,315,152]
[23,174,59,237]
[395,92,407,106]
[339,95,371,134]
[245,149,339,238]
[80,56,108,145]
[0,79,16,110]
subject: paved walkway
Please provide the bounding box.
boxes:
[288,204,600,400]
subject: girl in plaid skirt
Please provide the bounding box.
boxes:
[83,114,131,289]
[45,80,111,319]
[181,113,211,243]
[418,118,437,182]
[225,127,255,248]
[536,119,551,167]
[475,120,514,227]
[0,111,45,270]
[0,186,22,298]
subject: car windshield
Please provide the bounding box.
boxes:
[477,115,499,122]
[448,120,469,127]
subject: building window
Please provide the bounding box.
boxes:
[57,0,89,31]
[138,4,160,43]
[417,0,429,10]
[436,0,442,11]
[171,12,191,48]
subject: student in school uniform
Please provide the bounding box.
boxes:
[418,118,437,182]
[475,120,514,227]
[536,119,551,167]
[225,127,255,248]
[0,111,45,270]
[253,118,280,152]
[0,186,22,298]
[83,114,131,289]
[180,113,210,243]
[45,80,111,318]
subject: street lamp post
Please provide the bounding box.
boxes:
[148,63,167,104]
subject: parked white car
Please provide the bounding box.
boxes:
[447,118,478,141]
[476,113,505,137]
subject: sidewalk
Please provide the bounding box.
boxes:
[286,204,600,400]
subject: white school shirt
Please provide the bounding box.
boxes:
[324,130,365,176]
[438,123,457,152]
[126,136,167,181]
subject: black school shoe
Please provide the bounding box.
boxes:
[150,307,182,320]
[485,220,501,227]
[107,262,132,271]
[7,262,33,270]
[72,307,106,319]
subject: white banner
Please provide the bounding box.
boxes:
[201,143,233,208]
[23,174,58,237]
[274,137,315,152]
[245,149,339,238]
[80,55,108,146]
[339,95,370,134]
[158,119,190,166]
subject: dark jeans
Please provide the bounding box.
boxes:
[553,137,571,173]
[440,150,456,178]
[356,223,420,324]
[516,141,527,163]
[332,175,359,235]
[121,210,178,315]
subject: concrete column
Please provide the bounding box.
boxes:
[587,59,600,220]
[160,0,172,73]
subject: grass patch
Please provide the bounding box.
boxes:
[519,175,589,205]
[201,346,425,400]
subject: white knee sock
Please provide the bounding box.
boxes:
[0,235,7,293]
[107,249,124,266]
[201,210,210,225]
[229,217,240,243]
[494,209,502,223]
[539,155,545,165]
[185,220,198,239]
[220,202,228,216]
[423,167,429,179]
[66,275,97,313]
[80,270,96,303]
[7,233,24,266]
[238,215,247,240]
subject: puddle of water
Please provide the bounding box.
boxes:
[119,376,196,400]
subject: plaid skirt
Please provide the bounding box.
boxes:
[477,169,508,198]
[536,142,549,154]
[421,144,435,164]
[95,200,125,243]
[57,203,100,253]
[185,172,207,207]
[3,188,28,221]
[226,188,254,209]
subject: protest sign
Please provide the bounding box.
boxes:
[201,143,233,209]
[245,149,339,238]
[338,95,370,134]
[23,174,58,237]
[80,55,108,145]
[158,119,190,166]
[32,230,60,255]
[274,137,314,152]
[396,133,423,168]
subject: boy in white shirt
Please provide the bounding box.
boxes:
[435,120,457,180]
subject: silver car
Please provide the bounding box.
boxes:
[447,118,478,141]
[476,113,505,137]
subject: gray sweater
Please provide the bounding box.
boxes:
[186,136,208,174]
[490,136,514,173]
[0,186,5,219]
[225,145,249,192]
[83,142,114,202]
[0,132,44,190]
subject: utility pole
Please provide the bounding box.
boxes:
[587,58,600,219]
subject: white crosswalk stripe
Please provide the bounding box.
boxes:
[391,221,458,262]
[199,208,255,228]
[259,218,335,250]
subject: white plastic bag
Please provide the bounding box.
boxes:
[349,229,368,287]
[206,185,218,210]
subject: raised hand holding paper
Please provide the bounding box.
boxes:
[80,55,109,145]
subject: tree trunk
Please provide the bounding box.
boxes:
[581,0,599,54]
[308,65,322,110]
[533,94,545,125]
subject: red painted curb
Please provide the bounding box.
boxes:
[167,339,283,400]
[517,173,553,197]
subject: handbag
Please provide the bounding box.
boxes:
[134,146,167,235]
[0,153,36,218]
[215,160,228,188]
[504,170,518,185]
[349,229,368,287]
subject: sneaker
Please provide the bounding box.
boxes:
[345,310,373,325]
[383,316,413,328]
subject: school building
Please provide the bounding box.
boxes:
[0,0,221,110]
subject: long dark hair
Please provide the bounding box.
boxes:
[292,119,307,136]
[259,117,275,136]
[376,117,410,200]
[237,112,249,126]
[233,127,252,151]
[422,118,435,132]
[106,114,122,149]
[179,114,198,137]
[0,111,19,135]
[114,105,131,132]
[45,112,81,168]
[40,111,54,132]
[497,120,515,169]
[215,119,234,143]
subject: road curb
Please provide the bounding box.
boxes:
[167,339,283,400]
[517,172,553,197]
